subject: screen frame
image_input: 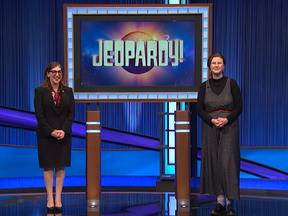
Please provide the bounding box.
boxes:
[73,13,203,93]
[63,4,212,102]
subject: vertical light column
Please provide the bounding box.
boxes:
[175,111,190,209]
[86,111,101,211]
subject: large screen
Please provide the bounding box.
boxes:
[73,14,202,93]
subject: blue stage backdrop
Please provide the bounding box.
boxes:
[0,0,162,149]
[0,1,288,148]
[196,0,288,147]
[1,0,288,191]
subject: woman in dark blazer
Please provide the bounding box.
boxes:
[34,62,75,213]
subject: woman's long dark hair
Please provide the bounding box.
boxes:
[41,62,67,89]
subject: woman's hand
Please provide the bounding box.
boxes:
[56,130,65,140]
[211,118,228,128]
[218,117,228,127]
[51,129,65,140]
[51,130,59,138]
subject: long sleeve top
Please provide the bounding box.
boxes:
[196,76,243,125]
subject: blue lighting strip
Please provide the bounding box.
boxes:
[86,122,100,125]
[0,105,160,150]
[86,121,101,133]
[175,130,190,133]
[175,121,189,124]
[86,130,101,133]
[2,176,288,190]
[175,121,189,133]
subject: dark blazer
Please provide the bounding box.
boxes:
[34,86,75,138]
[34,86,75,168]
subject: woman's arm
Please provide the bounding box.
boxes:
[225,79,243,124]
[196,82,213,125]
[34,87,54,136]
[60,88,75,135]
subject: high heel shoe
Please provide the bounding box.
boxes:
[47,206,55,213]
[55,206,63,213]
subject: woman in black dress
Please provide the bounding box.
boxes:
[34,62,75,213]
[197,53,242,216]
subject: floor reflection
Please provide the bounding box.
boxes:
[0,192,288,216]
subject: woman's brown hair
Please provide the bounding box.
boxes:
[207,53,226,78]
[41,62,67,89]
[207,53,226,70]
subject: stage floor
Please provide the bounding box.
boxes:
[1,190,288,216]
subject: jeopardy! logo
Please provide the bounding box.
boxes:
[92,31,184,74]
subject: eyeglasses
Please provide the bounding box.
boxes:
[49,70,62,75]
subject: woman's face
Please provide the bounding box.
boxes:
[47,66,62,86]
[210,57,225,76]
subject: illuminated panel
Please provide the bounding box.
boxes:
[163,102,176,175]
[163,102,187,176]
[64,4,211,101]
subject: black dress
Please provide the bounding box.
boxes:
[34,86,75,168]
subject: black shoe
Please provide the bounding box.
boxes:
[210,203,227,215]
[47,206,55,213]
[55,206,63,213]
[227,203,236,216]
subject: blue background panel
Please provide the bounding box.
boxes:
[0,146,159,178]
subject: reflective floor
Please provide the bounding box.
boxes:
[1,191,288,216]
